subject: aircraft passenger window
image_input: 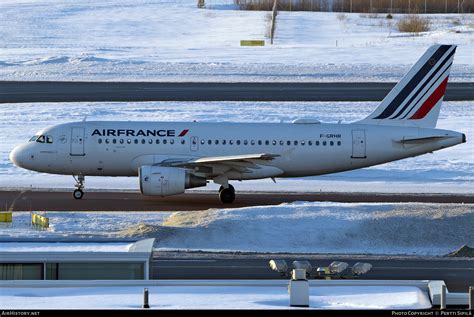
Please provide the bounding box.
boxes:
[134,139,138,144]
[29,136,38,142]
[112,139,117,144]
[148,139,153,144]
[265,140,269,145]
[323,141,327,146]
[294,141,298,146]
[163,139,167,144]
[208,140,212,145]
[127,139,131,144]
[222,140,226,145]
[98,139,102,144]
[337,141,341,146]
[181,139,185,145]
[200,139,205,145]
[46,136,53,144]
[287,140,291,146]
[272,140,276,145]
[236,140,241,145]
[155,139,160,144]
[120,139,124,144]
[251,140,255,145]
[279,140,284,146]
[170,139,175,144]
[330,141,334,146]
[141,139,146,144]
[316,141,320,146]
[215,140,219,145]
[308,141,313,146]
[105,139,110,144]
[258,140,262,145]
[301,141,305,146]
[230,140,234,145]
[36,135,45,143]
[243,140,248,145]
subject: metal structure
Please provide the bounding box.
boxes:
[0,239,155,280]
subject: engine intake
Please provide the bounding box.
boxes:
[139,166,207,197]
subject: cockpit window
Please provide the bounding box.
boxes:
[36,135,45,143]
[31,135,53,144]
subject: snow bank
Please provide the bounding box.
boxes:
[0,0,472,81]
[2,202,471,256]
[1,101,472,194]
[0,285,432,309]
[153,202,474,255]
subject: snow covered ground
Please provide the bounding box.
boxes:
[0,284,432,310]
[1,101,472,194]
[0,242,132,252]
[0,0,472,82]
[0,212,170,239]
[2,202,472,256]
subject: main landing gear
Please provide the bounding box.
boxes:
[219,184,235,204]
[73,175,85,199]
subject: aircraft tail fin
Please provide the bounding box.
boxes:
[358,44,456,128]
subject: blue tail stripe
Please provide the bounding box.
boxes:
[373,45,451,120]
[390,47,455,119]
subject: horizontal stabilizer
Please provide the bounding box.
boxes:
[394,135,453,144]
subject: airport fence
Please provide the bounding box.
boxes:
[220,0,472,13]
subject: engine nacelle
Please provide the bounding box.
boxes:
[139,166,207,197]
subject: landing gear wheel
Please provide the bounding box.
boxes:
[73,175,85,200]
[219,187,235,204]
[73,189,84,200]
[219,184,235,193]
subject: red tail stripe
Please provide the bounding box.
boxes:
[409,77,449,120]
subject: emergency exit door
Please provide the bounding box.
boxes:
[70,127,85,156]
[351,129,366,158]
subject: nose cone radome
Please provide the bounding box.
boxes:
[9,146,20,166]
[9,145,30,169]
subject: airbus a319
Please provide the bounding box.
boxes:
[10,45,465,203]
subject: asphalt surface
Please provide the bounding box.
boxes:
[151,252,474,293]
[1,81,473,103]
[2,190,473,211]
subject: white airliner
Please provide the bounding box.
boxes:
[10,44,466,203]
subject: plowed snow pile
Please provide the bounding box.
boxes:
[144,202,473,255]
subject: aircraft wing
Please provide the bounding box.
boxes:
[188,153,279,164]
[156,153,281,177]
[162,153,279,167]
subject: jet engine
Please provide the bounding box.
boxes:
[139,166,207,196]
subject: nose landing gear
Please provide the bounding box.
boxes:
[73,175,85,199]
[219,184,235,204]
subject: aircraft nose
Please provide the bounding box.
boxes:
[9,145,29,168]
